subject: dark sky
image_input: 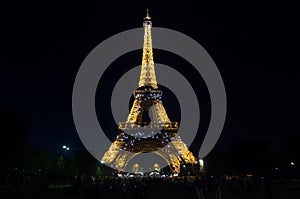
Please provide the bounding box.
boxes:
[1,1,299,156]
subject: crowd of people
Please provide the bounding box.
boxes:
[68,174,225,199]
[1,169,34,192]
[1,171,277,199]
[70,175,161,199]
[67,174,277,199]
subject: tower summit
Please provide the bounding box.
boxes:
[139,9,158,89]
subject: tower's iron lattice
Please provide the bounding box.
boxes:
[101,10,197,174]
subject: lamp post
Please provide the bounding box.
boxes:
[199,159,204,173]
[62,145,70,151]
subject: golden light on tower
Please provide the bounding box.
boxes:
[101,9,197,174]
[133,163,139,172]
[154,163,160,171]
[139,9,158,89]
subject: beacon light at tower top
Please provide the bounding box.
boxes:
[101,9,197,174]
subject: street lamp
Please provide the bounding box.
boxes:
[62,145,70,152]
[199,159,204,167]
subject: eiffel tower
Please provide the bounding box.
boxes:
[101,10,197,174]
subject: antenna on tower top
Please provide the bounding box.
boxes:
[144,8,151,20]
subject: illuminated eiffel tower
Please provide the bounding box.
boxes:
[101,10,197,174]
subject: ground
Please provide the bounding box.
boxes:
[1,183,300,199]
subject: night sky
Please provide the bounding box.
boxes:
[1,1,299,157]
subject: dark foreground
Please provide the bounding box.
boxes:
[1,178,300,199]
